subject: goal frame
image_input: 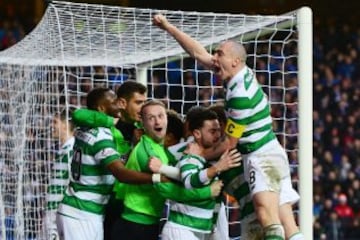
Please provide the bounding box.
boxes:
[136,7,313,239]
[0,2,313,239]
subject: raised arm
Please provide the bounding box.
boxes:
[72,108,116,128]
[107,160,167,184]
[153,180,223,202]
[148,156,181,181]
[153,14,213,68]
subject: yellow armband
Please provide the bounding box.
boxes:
[225,118,246,138]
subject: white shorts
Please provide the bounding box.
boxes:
[209,202,229,240]
[56,213,103,240]
[161,222,210,240]
[243,140,300,205]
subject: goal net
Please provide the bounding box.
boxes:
[0,1,312,239]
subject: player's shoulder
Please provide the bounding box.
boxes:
[76,127,114,144]
[168,136,194,155]
[178,154,205,168]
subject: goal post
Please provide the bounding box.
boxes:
[0,1,312,239]
[297,6,313,240]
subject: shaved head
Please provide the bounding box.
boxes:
[224,40,247,63]
[212,40,248,81]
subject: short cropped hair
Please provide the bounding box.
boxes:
[86,87,112,110]
[187,106,218,132]
[56,106,77,131]
[207,104,226,126]
[116,80,147,100]
[166,109,184,143]
[140,99,166,118]
[185,105,204,124]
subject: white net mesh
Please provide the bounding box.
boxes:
[0,1,300,239]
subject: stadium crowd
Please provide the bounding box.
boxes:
[312,17,360,239]
[1,2,360,239]
[0,2,33,51]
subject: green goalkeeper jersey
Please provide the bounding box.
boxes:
[122,134,214,225]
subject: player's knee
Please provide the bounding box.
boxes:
[264,224,285,240]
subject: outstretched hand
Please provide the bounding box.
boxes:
[213,149,242,174]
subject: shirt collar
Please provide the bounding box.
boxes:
[226,66,248,92]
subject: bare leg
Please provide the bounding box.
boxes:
[253,191,285,239]
[280,203,304,240]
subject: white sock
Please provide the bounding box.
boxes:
[264,224,285,240]
[289,232,305,240]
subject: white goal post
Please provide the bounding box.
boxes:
[0,1,312,239]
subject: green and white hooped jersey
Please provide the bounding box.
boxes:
[167,136,194,161]
[220,164,255,221]
[58,127,121,220]
[225,66,276,154]
[45,137,75,227]
[167,154,216,233]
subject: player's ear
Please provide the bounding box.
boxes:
[232,57,241,67]
[98,105,105,112]
[118,97,126,108]
[193,129,201,139]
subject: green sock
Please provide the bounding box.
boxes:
[264,224,285,240]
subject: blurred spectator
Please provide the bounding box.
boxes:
[313,194,323,219]
[323,212,344,240]
[319,198,334,224]
[334,193,355,231]
[347,179,360,213]
[313,15,360,239]
[183,71,197,113]
[148,72,167,100]
[108,67,129,86]
[313,219,325,240]
[347,217,360,239]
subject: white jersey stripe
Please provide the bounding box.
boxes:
[228,95,269,121]
[49,178,69,186]
[240,130,271,144]
[80,175,115,186]
[170,201,214,219]
[75,127,113,145]
[66,186,110,205]
[52,162,70,170]
[81,154,99,165]
[46,193,64,202]
[58,203,103,221]
[244,116,273,132]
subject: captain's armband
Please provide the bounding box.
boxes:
[225,118,246,138]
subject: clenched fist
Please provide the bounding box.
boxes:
[153,14,171,30]
[210,180,223,197]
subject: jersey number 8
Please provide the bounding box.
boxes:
[71,148,82,181]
